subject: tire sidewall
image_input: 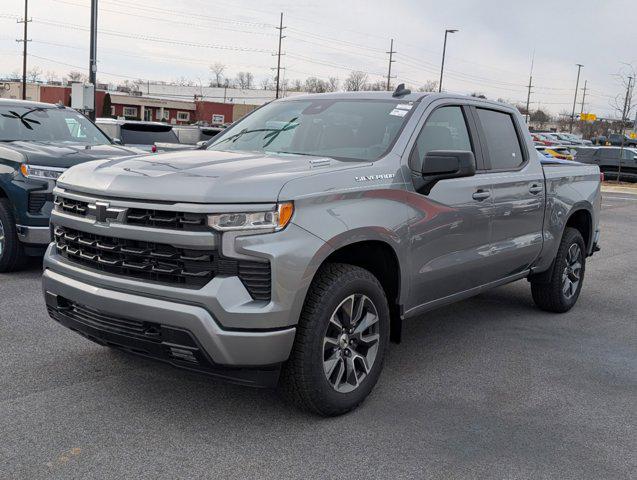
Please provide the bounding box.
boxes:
[305,273,390,413]
[555,229,586,309]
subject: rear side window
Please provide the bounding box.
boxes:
[477,108,524,170]
[409,106,472,171]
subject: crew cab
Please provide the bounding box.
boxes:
[0,99,140,271]
[42,90,601,416]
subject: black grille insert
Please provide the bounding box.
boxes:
[54,226,271,299]
[28,192,52,214]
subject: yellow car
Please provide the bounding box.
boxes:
[545,146,575,160]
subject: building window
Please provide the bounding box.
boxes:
[177,111,190,122]
[212,114,225,124]
[123,106,137,117]
[110,106,115,116]
[156,109,163,120]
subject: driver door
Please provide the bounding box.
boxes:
[404,104,494,309]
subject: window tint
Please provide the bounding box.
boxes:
[477,108,524,170]
[409,106,472,171]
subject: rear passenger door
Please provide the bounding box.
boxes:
[472,107,545,283]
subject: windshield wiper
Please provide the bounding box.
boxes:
[1,108,45,130]
[214,117,299,147]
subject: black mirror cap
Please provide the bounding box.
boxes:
[419,150,476,194]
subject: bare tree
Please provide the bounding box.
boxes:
[304,77,330,93]
[530,109,551,129]
[288,79,303,92]
[209,63,226,87]
[344,71,368,91]
[364,80,387,91]
[235,72,254,90]
[327,77,339,92]
[260,78,272,90]
[418,80,439,92]
[175,76,194,86]
[67,70,87,83]
[27,66,42,83]
[45,70,58,83]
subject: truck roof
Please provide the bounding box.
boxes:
[0,98,66,110]
[276,91,517,110]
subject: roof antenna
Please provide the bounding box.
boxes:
[392,83,411,97]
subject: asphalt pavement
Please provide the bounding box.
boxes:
[1,191,635,480]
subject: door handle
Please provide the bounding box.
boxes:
[472,189,491,201]
[529,184,543,194]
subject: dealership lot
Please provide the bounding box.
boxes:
[1,191,635,480]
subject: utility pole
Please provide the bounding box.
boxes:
[569,63,583,133]
[618,75,634,183]
[274,12,286,99]
[580,79,587,116]
[525,52,535,124]
[88,0,98,119]
[17,0,31,100]
[386,38,396,91]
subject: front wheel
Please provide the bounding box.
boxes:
[531,227,586,313]
[0,198,26,273]
[279,263,390,416]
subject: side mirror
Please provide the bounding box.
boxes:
[196,140,208,149]
[112,138,123,145]
[420,150,476,194]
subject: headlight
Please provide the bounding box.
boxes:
[20,164,67,180]
[207,202,294,232]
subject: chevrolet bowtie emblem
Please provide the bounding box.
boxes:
[88,201,126,224]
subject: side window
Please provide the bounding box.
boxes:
[476,108,524,170]
[409,106,472,172]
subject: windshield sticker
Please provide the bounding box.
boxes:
[395,104,413,110]
[389,109,408,117]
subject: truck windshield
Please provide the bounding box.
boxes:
[207,99,415,161]
[0,105,110,145]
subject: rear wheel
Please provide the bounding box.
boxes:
[279,263,390,416]
[531,227,586,313]
[0,199,26,273]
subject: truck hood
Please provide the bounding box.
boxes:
[57,150,367,203]
[5,141,142,168]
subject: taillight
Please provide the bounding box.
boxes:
[151,145,157,153]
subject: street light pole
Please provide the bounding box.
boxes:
[438,29,458,93]
[569,63,583,133]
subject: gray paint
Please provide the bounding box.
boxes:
[43,92,601,367]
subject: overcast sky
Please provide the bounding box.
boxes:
[1,0,635,117]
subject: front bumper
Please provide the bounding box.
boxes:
[42,268,296,386]
[16,224,51,245]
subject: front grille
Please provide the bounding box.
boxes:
[54,195,208,231]
[28,192,52,214]
[126,208,208,231]
[54,196,88,215]
[53,226,271,299]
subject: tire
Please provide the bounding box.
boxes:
[531,227,586,313]
[279,263,390,416]
[0,198,26,273]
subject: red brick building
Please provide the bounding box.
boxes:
[1,82,255,125]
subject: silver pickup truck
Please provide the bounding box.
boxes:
[42,89,601,416]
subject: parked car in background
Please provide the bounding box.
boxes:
[43,91,601,415]
[608,133,637,147]
[96,119,190,152]
[535,145,553,157]
[533,132,560,145]
[590,135,608,146]
[545,146,576,160]
[173,125,226,145]
[0,99,141,272]
[574,146,637,181]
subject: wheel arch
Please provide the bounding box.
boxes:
[306,232,405,343]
